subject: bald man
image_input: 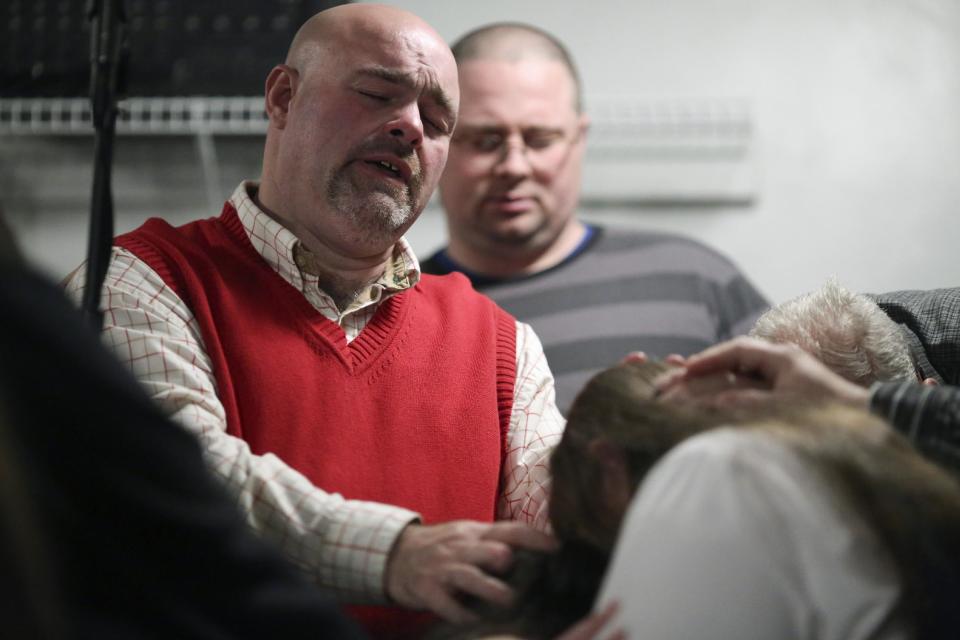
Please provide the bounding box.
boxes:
[65,5,562,637]
[423,23,768,413]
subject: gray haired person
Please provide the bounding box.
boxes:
[750,279,933,386]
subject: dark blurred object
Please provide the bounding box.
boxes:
[429,543,608,640]
[82,0,129,331]
[0,205,23,267]
[2,0,344,97]
[0,258,366,639]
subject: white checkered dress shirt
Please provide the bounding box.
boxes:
[64,182,564,603]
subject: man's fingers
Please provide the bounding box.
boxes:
[423,563,514,623]
[683,337,792,381]
[682,337,767,375]
[620,350,647,364]
[426,587,480,624]
[458,539,513,574]
[384,520,559,620]
[655,367,686,394]
[480,521,559,551]
[708,387,780,410]
[447,563,515,608]
[658,368,770,404]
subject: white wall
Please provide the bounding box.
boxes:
[372,0,960,302]
[5,0,959,304]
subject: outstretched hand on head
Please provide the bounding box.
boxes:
[656,337,872,410]
[384,520,558,623]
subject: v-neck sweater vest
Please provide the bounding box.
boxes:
[115,203,517,528]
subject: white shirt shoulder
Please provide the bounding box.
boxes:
[596,428,906,640]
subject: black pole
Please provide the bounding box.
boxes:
[82,0,128,331]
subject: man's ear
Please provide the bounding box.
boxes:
[576,113,591,143]
[587,439,632,517]
[264,64,299,130]
[922,377,939,386]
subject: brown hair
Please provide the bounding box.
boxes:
[549,360,710,552]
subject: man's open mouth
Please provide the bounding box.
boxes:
[367,159,401,176]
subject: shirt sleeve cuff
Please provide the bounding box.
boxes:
[315,500,420,604]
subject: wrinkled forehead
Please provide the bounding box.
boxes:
[326,19,459,106]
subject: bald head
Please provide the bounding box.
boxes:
[257,3,460,267]
[286,4,453,77]
[451,23,582,112]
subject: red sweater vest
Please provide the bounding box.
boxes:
[115,203,516,637]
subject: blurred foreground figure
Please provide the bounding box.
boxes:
[0,219,364,639]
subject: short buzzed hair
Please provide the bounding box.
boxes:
[451,23,583,113]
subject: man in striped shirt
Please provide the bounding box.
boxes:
[422,23,768,413]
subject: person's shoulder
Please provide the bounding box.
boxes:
[117,214,224,245]
[416,272,516,323]
[592,226,751,282]
[658,428,775,467]
[120,216,179,237]
[418,271,495,302]
[869,287,960,315]
[595,226,736,259]
[646,428,803,494]
[629,428,828,539]
[869,287,960,385]
[419,270,474,290]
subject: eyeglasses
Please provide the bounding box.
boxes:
[451,125,582,168]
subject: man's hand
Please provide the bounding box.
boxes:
[657,337,871,409]
[618,351,685,366]
[384,520,559,623]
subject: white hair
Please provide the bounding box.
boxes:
[750,279,915,386]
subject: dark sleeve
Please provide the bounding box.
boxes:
[0,267,365,640]
[869,288,960,386]
[419,251,451,276]
[870,381,960,475]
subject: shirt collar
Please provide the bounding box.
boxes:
[229,181,421,299]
